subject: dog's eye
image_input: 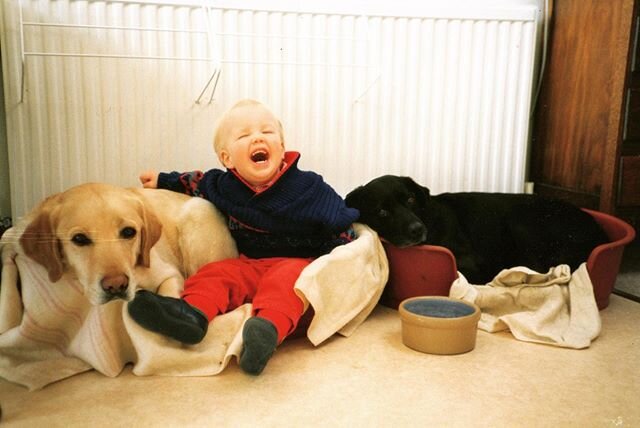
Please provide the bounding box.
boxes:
[71,233,92,246]
[407,194,416,205]
[120,227,137,239]
[378,209,389,218]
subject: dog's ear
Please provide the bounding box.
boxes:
[137,197,163,268]
[345,186,364,209]
[421,184,431,198]
[19,198,65,282]
[402,176,430,198]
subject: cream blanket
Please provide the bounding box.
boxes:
[0,223,388,390]
[449,264,601,349]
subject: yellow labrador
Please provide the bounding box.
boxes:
[11,183,237,305]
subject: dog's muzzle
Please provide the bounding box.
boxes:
[408,221,426,240]
[388,221,428,247]
[406,221,427,244]
[100,274,130,301]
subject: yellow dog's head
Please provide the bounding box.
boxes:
[20,183,162,305]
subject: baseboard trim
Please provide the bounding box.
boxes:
[612,289,640,304]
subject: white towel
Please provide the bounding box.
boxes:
[449,264,601,349]
[0,223,388,390]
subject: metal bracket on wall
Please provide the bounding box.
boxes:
[16,0,221,104]
[16,0,373,105]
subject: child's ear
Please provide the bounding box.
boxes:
[219,150,234,169]
[278,120,286,153]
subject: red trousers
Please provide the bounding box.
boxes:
[181,255,311,343]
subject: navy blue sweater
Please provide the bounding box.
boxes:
[157,152,360,258]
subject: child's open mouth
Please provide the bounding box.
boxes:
[251,150,269,163]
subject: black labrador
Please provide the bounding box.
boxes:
[345,175,609,284]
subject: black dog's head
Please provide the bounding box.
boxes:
[346,175,430,247]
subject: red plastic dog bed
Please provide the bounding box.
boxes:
[381,209,636,310]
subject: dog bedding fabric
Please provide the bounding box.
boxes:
[449,264,601,349]
[0,223,388,390]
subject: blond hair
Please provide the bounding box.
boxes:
[212,99,285,157]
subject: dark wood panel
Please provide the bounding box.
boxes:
[616,206,640,229]
[618,155,640,205]
[598,0,637,213]
[632,14,640,72]
[621,141,640,155]
[531,0,636,214]
[624,88,640,141]
[532,0,631,194]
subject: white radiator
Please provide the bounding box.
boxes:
[1,0,540,219]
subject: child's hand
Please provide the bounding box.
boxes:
[139,170,159,188]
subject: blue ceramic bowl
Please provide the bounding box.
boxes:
[399,296,481,355]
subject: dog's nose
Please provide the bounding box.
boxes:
[408,221,426,240]
[101,274,129,295]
